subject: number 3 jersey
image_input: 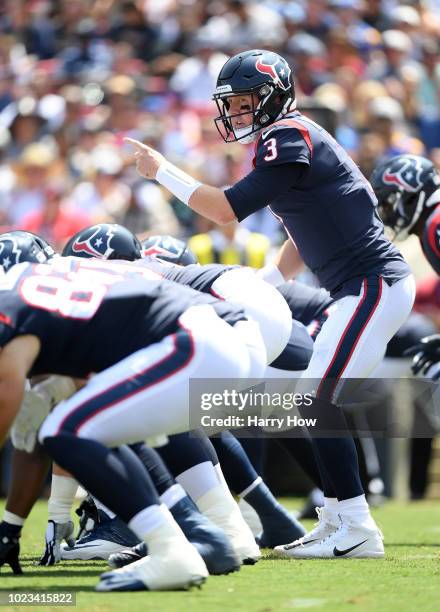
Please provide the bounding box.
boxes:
[225,112,410,298]
[0,260,245,378]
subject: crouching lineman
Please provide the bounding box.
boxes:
[0,229,263,573]
[58,226,305,558]
[0,258,266,591]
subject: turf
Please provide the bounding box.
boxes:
[0,499,439,612]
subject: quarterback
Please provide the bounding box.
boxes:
[126,48,415,559]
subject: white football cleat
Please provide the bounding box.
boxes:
[198,488,261,564]
[277,514,384,559]
[61,539,129,561]
[274,506,338,558]
[96,540,208,591]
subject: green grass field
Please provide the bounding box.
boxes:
[0,499,439,612]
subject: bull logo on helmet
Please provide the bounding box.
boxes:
[255,56,291,92]
[0,236,21,271]
[382,156,424,193]
[71,225,115,259]
[142,236,181,259]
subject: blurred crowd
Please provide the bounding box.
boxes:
[0,0,439,253]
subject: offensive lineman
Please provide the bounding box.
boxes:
[0,259,266,590]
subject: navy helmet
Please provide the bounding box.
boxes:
[62,224,142,261]
[370,154,440,239]
[141,235,198,266]
[213,49,295,143]
[0,230,55,272]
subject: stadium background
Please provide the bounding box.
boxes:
[0,0,439,500]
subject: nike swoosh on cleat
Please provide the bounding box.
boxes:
[284,539,318,550]
[333,539,368,557]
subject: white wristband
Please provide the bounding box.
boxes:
[156,162,202,205]
[256,263,285,287]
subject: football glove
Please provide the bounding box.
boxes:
[0,522,22,575]
[38,520,75,566]
[75,496,99,541]
[11,376,76,453]
[404,334,440,379]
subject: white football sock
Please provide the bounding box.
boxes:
[129,504,185,554]
[324,497,339,519]
[160,484,187,510]
[176,461,219,501]
[48,475,78,523]
[213,462,231,492]
[3,510,25,527]
[337,494,376,528]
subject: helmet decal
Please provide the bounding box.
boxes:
[0,237,21,271]
[382,156,424,193]
[71,225,115,259]
[142,235,197,266]
[255,57,290,92]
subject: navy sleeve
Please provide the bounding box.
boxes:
[421,208,440,276]
[255,125,312,168]
[225,163,305,222]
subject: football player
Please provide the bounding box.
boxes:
[370,154,440,275]
[0,258,266,590]
[0,231,79,573]
[125,48,416,559]
[371,154,440,376]
[62,227,307,552]
[8,227,258,567]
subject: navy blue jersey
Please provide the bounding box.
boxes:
[0,262,245,378]
[277,280,333,325]
[161,263,239,293]
[421,205,440,275]
[136,258,239,293]
[225,112,410,297]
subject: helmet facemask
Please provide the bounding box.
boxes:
[213,83,293,144]
[378,189,427,241]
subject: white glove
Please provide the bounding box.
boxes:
[38,520,75,566]
[11,376,77,453]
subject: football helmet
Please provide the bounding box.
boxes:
[141,235,198,266]
[370,154,440,240]
[0,231,54,272]
[62,224,142,261]
[213,49,295,144]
